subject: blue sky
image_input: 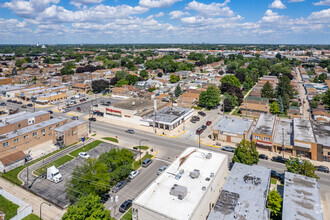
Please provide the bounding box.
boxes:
[0,0,329,44]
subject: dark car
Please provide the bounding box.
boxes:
[119,200,133,213]
[221,145,235,152]
[111,181,126,193]
[12,100,17,103]
[0,102,6,106]
[48,110,53,114]
[271,156,287,163]
[17,101,22,104]
[100,194,110,203]
[259,154,268,160]
[21,105,27,108]
[27,103,33,107]
[7,99,12,102]
[77,107,81,112]
[88,117,96,121]
[315,166,329,173]
[198,111,206,116]
[125,129,135,134]
[192,116,200,121]
[196,128,203,135]
[201,125,207,130]
[190,118,196,123]
[271,170,284,183]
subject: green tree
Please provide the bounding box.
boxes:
[261,81,274,99]
[170,75,180,83]
[62,194,111,220]
[232,140,259,165]
[278,96,284,113]
[139,70,148,79]
[61,67,74,75]
[270,101,280,114]
[198,85,221,109]
[243,77,254,91]
[286,157,319,179]
[92,79,109,93]
[220,75,241,88]
[322,89,330,107]
[133,56,144,64]
[276,75,293,99]
[174,83,182,97]
[115,71,128,80]
[33,76,37,82]
[310,100,318,109]
[125,74,139,85]
[267,189,282,219]
[275,53,282,60]
[115,79,129,87]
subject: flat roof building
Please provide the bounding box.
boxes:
[53,120,88,148]
[211,116,254,144]
[207,163,271,220]
[272,118,293,154]
[133,147,229,220]
[252,113,276,150]
[313,122,330,162]
[282,172,324,220]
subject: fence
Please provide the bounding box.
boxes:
[0,188,32,220]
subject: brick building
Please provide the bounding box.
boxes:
[53,121,88,148]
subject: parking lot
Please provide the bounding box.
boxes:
[29,142,138,208]
[67,97,120,113]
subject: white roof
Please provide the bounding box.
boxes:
[134,147,228,220]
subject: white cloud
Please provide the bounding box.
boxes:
[169,10,190,19]
[154,12,164,17]
[2,0,60,18]
[313,0,330,6]
[308,8,330,21]
[288,0,305,2]
[269,0,286,9]
[185,0,234,17]
[70,0,105,8]
[139,0,182,8]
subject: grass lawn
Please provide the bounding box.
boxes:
[102,137,119,143]
[232,108,241,116]
[69,140,103,157]
[22,213,40,220]
[120,208,132,220]
[91,133,97,136]
[271,178,277,184]
[0,195,19,219]
[132,154,153,170]
[133,146,149,150]
[34,155,74,176]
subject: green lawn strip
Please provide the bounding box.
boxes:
[270,178,277,184]
[69,140,104,157]
[22,213,40,220]
[133,146,149,150]
[232,108,241,116]
[132,154,153,170]
[0,195,19,219]
[102,137,119,143]
[120,208,132,220]
[34,155,74,176]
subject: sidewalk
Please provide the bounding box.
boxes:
[0,178,65,220]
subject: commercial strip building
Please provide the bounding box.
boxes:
[312,122,330,162]
[53,120,88,148]
[207,163,271,220]
[252,114,276,150]
[133,147,229,220]
[282,172,324,220]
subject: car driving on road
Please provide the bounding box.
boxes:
[315,166,329,173]
[78,152,90,159]
[112,181,126,193]
[125,129,135,134]
[271,156,288,163]
[259,154,268,160]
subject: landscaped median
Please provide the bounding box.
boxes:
[34,140,104,176]
[102,137,119,143]
[132,153,153,170]
[0,195,19,219]
[120,208,132,220]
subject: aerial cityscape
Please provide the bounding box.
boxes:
[0,0,329,220]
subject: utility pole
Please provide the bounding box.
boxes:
[40,202,51,220]
[139,139,148,164]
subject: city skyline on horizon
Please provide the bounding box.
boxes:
[0,0,329,44]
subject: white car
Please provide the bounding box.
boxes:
[129,170,139,179]
[78,152,90,159]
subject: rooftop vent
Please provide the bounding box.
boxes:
[170,184,187,200]
[206,153,212,159]
[190,169,200,179]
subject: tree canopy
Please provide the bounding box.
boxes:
[220,75,241,88]
[92,79,109,93]
[232,140,259,165]
[261,81,274,99]
[267,189,282,219]
[322,89,330,107]
[285,157,319,179]
[198,85,220,109]
[175,84,182,97]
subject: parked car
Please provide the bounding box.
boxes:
[221,145,235,152]
[48,110,53,114]
[0,102,6,106]
[157,166,168,175]
[259,154,268,160]
[129,170,140,179]
[71,116,79,120]
[112,181,126,193]
[201,125,207,130]
[142,158,152,168]
[93,104,98,107]
[17,101,22,104]
[21,105,27,108]
[7,99,12,102]
[80,99,84,102]
[119,200,133,213]
[125,129,135,134]
[196,128,203,135]
[63,108,71,113]
[78,152,90,159]
[190,118,196,123]
[88,117,96,121]
[192,116,200,121]
[27,103,33,107]
[12,100,17,103]
[198,111,206,116]
[271,156,288,163]
[271,170,284,183]
[315,166,329,173]
[77,107,81,112]
[100,193,110,203]
[206,121,212,126]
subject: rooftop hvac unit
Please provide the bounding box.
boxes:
[206,153,212,159]
[170,184,187,200]
[189,169,200,179]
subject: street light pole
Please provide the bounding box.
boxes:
[40,202,51,220]
[139,139,148,165]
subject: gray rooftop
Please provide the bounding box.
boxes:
[0,111,49,128]
[293,118,315,143]
[312,122,330,147]
[253,113,276,136]
[0,117,67,142]
[207,163,271,220]
[213,116,253,135]
[282,172,324,220]
[54,120,86,133]
[273,118,293,146]
[142,106,193,123]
